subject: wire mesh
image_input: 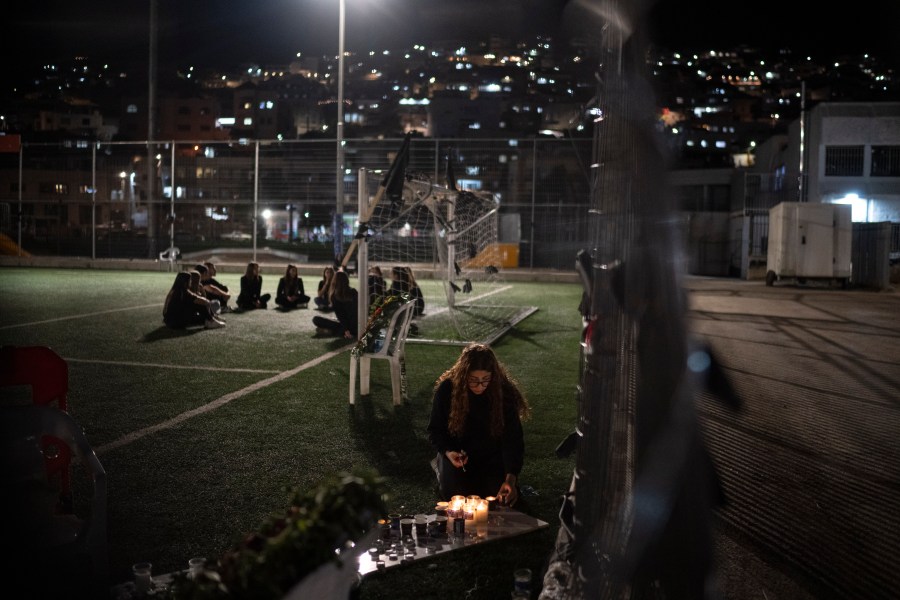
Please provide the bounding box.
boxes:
[0,138,592,269]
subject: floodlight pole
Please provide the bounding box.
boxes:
[334,0,346,263]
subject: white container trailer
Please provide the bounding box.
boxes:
[766,202,852,287]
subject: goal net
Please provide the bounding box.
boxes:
[354,168,535,346]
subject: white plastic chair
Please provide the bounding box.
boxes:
[349,299,416,406]
[158,246,180,272]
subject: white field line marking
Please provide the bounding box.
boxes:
[0,303,162,330]
[95,344,351,456]
[63,357,280,374]
[427,285,512,317]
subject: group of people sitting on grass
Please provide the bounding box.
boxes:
[162,261,232,329]
[162,260,305,329]
[236,262,311,311]
[163,261,425,336]
[164,263,527,507]
[311,264,425,339]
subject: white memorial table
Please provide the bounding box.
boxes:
[357,507,549,576]
[112,507,548,598]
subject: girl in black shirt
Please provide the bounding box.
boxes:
[237,261,271,310]
[275,264,311,309]
[312,270,358,338]
[427,343,530,505]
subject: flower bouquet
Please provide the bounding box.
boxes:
[352,293,411,358]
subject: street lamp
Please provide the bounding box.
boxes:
[334,0,346,263]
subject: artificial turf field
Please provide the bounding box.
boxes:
[5,266,900,599]
[0,267,583,599]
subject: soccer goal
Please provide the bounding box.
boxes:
[351,167,536,346]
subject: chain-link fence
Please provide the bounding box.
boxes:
[0,137,592,269]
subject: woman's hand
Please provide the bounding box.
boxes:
[497,475,518,506]
[446,450,468,470]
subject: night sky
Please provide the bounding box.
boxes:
[5,0,898,76]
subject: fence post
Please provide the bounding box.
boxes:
[530,139,537,269]
[92,143,97,260]
[17,144,23,256]
[253,140,259,263]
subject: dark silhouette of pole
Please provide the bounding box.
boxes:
[147,0,158,258]
[334,0,346,264]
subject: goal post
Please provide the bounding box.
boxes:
[354,165,536,346]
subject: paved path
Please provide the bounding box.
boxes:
[684,277,900,599]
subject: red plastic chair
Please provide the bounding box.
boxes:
[0,345,73,511]
[1,404,108,594]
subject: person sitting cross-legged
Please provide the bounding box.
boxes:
[163,271,225,329]
[195,263,230,314]
[311,270,358,339]
[314,266,335,311]
[237,261,271,310]
[275,264,311,310]
[203,261,233,312]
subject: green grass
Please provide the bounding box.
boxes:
[0,267,583,599]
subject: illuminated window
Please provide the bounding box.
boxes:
[40,183,69,195]
[127,104,138,113]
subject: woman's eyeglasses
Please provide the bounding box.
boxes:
[467,377,492,388]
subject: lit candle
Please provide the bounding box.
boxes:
[476,499,488,523]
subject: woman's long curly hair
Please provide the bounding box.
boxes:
[435,343,531,437]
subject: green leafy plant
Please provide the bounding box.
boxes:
[169,470,388,599]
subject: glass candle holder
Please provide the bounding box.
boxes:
[187,557,205,580]
[434,515,448,533]
[400,518,414,536]
[476,499,488,522]
[414,515,428,537]
[132,562,153,594]
[453,516,466,535]
[378,518,392,539]
[514,568,532,594]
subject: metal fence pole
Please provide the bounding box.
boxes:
[530,139,537,269]
[253,140,259,263]
[17,144,23,256]
[91,143,97,260]
[169,143,175,254]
